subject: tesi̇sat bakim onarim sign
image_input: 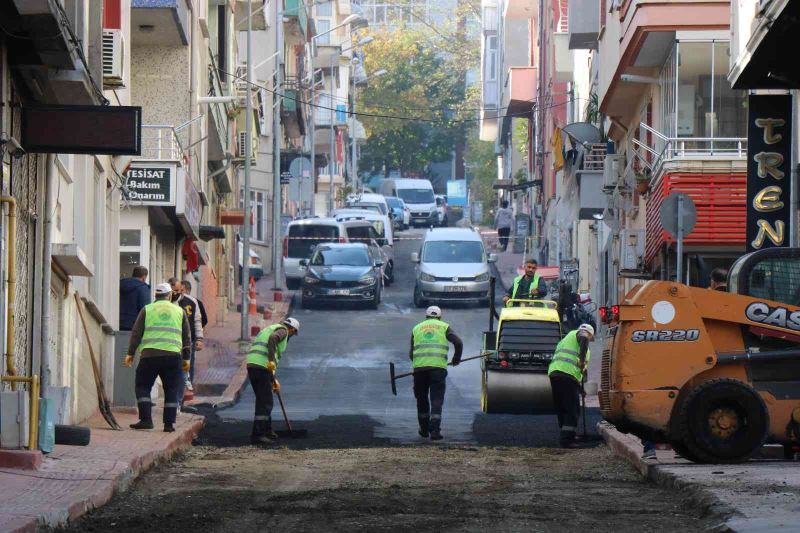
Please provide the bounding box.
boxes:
[747,94,793,251]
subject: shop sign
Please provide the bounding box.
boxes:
[747,94,793,252]
[123,164,176,206]
[176,168,202,240]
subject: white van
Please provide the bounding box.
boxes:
[379,178,437,227]
[344,192,390,217]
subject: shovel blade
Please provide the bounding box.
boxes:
[275,429,309,438]
[390,362,397,396]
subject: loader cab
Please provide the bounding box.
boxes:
[729,247,800,306]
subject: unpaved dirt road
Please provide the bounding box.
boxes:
[58,442,715,532]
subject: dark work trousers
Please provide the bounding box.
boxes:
[497,227,511,251]
[550,371,581,445]
[247,366,275,436]
[413,368,447,432]
[135,356,184,425]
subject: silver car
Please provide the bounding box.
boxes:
[412,227,496,307]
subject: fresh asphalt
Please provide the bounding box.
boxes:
[215,228,601,448]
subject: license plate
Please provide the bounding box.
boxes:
[444,285,467,292]
[330,289,350,295]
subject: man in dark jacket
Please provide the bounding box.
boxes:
[119,266,151,331]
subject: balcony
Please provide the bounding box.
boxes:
[504,67,537,115]
[568,0,598,49]
[282,77,306,139]
[207,51,232,163]
[504,0,538,20]
[131,0,190,46]
[284,0,310,39]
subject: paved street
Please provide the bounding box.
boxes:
[57,231,716,533]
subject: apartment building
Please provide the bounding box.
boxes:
[0,0,134,426]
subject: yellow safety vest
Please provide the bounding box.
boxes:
[511,273,542,300]
[548,330,590,382]
[140,300,184,354]
[246,324,289,369]
[412,319,450,369]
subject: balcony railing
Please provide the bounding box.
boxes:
[631,122,746,179]
[207,51,231,152]
[137,116,204,186]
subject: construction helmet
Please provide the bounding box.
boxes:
[426,306,442,319]
[578,323,595,337]
[283,317,300,334]
[154,283,172,296]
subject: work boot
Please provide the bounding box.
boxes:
[251,434,275,445]
[251,419,275,445]
[265,425,278,440]
[559,430,577,448]
[429,430,443,441]
[429,415,442,440]
[164,423,175,433]
[418,415,430,438]
[130,419,154,430]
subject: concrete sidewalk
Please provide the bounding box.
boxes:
[188,272,292,408]
[599,422,800,532]
[0,409,203,532]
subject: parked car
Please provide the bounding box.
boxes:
[435,195,448,227]
[345,192,391,218]
[283,218,349,290]
[333,210,395,284]
[238,241,264,281]
[385,196,410,230]
[378,178,437,227]
[300,243,383,309]
[411,227,496,307]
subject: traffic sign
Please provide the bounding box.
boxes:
[280,171,293,185]
[660,192,696,238]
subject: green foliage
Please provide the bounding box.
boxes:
[464,133,497,222]
[358,17,479,176]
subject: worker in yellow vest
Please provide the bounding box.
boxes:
[503,259,547,306]
[245,317,300,445]
[124,283,192,432]
[548,323,594,448]
[409,306,463,441]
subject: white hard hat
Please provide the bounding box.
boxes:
[155,283,172,295]
[283,317,300,334]
[578,323,595,337]
[426,305,442,319]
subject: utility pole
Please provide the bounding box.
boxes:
[350,73,357,190]
[328,52,336,214]
[240,0,253,340]
[272,0,284,290]
[310,73,316,216]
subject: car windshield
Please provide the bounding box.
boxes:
[311,247,371,266]
[422,241,484,263]
[397,188,434,204]
[288,225,339,258]
[385,198,402,208]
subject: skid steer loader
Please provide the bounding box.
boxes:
[600,248,800,463]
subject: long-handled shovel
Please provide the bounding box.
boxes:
[274,389,308,438]
[389,353,488,396]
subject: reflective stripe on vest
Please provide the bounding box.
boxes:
[140,301,184,354]
[547,330,590,382]
[511,273,542,300]
[412,319,449,369]
[246,324,289,369]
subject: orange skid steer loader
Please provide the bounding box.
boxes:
[600,248,800,463]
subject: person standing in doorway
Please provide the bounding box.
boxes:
[494,200,514,252]
[119,266,151,331]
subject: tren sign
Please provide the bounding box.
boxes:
[747,95,793,251]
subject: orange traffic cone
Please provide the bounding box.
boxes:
[248,276,258,315]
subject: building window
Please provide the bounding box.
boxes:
[240,189,267,242]
[317,1,333,16]
[485,35,497,81]
[120,229,141,247]
[316,19,331,45]
[658,40,747,154]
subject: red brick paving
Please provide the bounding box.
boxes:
[0,409,203,531]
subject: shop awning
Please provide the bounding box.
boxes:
[199,225,226,241]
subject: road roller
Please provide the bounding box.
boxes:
[481,298,563,414]
[601,247,800,463]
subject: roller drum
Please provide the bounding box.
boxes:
[482,369,555,414]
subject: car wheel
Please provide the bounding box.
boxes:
[386,261,395,284]
[676,378,769,463]
[370,288,381,309]
[286,278,301,291]
[413,284,427,308]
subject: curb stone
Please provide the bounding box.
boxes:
[597,421,737,532]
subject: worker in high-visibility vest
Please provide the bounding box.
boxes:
[409,306,463,441]
[245,317,300,445]
[503,259,547,306]
[124,283,192,433]
[548,323,594,448]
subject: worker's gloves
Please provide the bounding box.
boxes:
[273,378,281,393]
[182,360,191,372]
[123,355,134,368]
[451,359,461,367]
[266,361,277,372]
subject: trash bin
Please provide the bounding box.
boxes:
[513,214,530,254]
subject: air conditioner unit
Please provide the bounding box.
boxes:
[602,154,624,191]
[619,229,645,271]
[237,131,257,163]
[102,29,125,87]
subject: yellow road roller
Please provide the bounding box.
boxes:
[481,298,563,414]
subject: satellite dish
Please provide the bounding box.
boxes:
[562,122,603,144]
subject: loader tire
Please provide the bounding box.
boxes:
[677,378,768,464]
